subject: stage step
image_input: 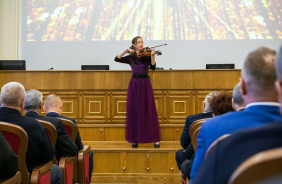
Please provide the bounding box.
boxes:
[86,141,182,183]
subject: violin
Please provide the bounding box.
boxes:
[137,47,162,57]
[131,44,167,57]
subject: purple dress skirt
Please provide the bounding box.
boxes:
[115,55,161,143]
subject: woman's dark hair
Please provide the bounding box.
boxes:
[210,92,234,116]
[130,36,142,57]
[130,36,142,50]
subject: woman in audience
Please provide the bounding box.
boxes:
[210,92,235,116]
[114,36,161,148]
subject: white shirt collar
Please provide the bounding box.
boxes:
[26,110,40,115]
[246,102,280,108]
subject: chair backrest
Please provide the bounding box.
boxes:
[191,127,201,151]
[78,145,91,184]
[36,119,58,165]
[205,134,230,158]
[189,118,210,139]
[58,118,77,143]
[0,122,29,184]
[0,171,21,184]
[228,147,282,184]
[36,119,57,148]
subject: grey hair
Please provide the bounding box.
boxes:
[275,45,282,82]
[242,46,277,97]
[1,82,26,107]
[204,91,220,112]
[233,82,244,109]
[24,89,43,110]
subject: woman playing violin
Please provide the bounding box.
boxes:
[115,36,161,148]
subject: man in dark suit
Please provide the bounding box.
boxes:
[192,45,282,184]
[0,132,18,179]
[0,82,63,184]
[190,46,282,183]
[175,91,218,175]
[24,89,79,162]
[44,94,93,182]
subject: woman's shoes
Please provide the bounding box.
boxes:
[154,142,160,148]
[132,143,138,148]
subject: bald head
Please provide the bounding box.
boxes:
[241,46,277,101]
[1,82,26,108]
[44,94,62,114]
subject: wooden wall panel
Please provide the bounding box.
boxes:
[111,91,127,124]
[166,91,193,123]
[93,152,122,173]
[0,72,26,87]
[126,153,147,173]
[193,70,241,89]
[83,91,107,124]
[148,153,168,173]
[0,70,241,123]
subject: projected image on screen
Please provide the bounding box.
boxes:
[27,0,282,41]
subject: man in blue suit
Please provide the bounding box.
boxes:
[189,46,282,183]
[192,45,282,184]
[43,94,94,183]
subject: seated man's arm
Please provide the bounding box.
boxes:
[180,116,191,149]
[39,125,55,162]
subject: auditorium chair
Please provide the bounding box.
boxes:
[36,120,58,164]
[189,118,210,151]
[189,118,210,141]
[36,119,75,184]
[191,127,201,151]
[0,171,21,184]
[59,118,91,184]
[228,147,282,184]
[0,122,52,184]
[205,134,230,158]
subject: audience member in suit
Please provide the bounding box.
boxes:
[189,46,282,183]
[0,82,63,184]
[180,92,235,183]
[0,132,18,179]
[175,91,218,176]
[192,45,282,184]
[24,89,79,162]
[232,82,245,111]
[44,94,94,182]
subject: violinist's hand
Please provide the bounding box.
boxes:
[126,48,135,54]
[151,48,156,55]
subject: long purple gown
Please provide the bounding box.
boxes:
[115,55,161,143]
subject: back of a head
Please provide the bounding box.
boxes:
[204,91,220,112]
[242,46,277,97]
[24,89,43,111]
[0,82,25,108]
[210,92,235,116]
[275,45,282,83]
[233,82,244,109]
[44,94,62,113]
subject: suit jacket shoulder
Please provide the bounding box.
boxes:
[193,121,282,184]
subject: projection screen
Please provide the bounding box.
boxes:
[22,0,282,70]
